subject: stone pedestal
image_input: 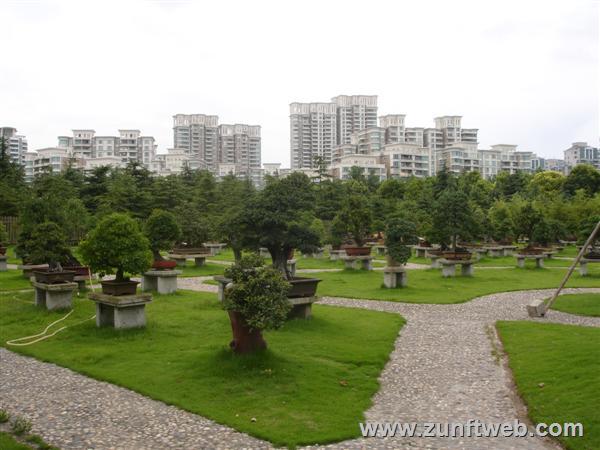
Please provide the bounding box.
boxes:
[19,263,49,279]
[167,254,187,267]
[439,259,474,278]
[429,255,441,269]
[287,296,317,319]
[527,299,546,317]
[287,259,297,277]
[194,256,206,267]
[142,270,181,294]
[414,246,432,258]
[542,251,556,259]
[214,276,232,301]
[383,266,407,288]
[579,258,600,276]
[373,245,387,256]
[32,281,77,311]
[73,275,95,291]
[203,243,225,256]
[259,247,270,258]
[341,256,373,270]
[329,250,346,261]
[303,249,324,258]
[486,247,504,258]
[0,255,7,272]
[516,255,544,269]
[502,246,517,256]
[167,253,208,267]
[88,292,152,329]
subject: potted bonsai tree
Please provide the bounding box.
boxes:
[0,224,8,256]
[223,254,291,353]
[79,213,152,296]
[578,215,600,259]
[385,218,418,268]
[172,204,212,255]
[513,202,544,255]
[332,184,373,256]
[27,222,76,284]
[430,189,474,260]
[144,209,182,270]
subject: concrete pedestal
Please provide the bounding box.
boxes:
[486,247,504,258]
[383,266,407,288]
[542,251,556,259]
[167,253,208,267]
[502,246,517,256]
[439,259,474,278]
[142,270,181,294]
[303,249,324,258]
[194,256,206,267]
[287,259,297,277]
[203,243,225,256]
[341,256,373,270]
[88,292,152,329]
[167,255,187,267]
[516,255,545,269]
[373,245,387,256]
[579,258,600,276]
[32,281,77,311]
[19,264,49,279]
[414,246,432,258]
[288,296,317,319]
[527,299,546,317]
[429,255,441,269]
[329,250,346,261]
[0,255,7,272]
[214,276,232,301]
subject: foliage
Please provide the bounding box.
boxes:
[430,188,474,249]
[563,164,600,197]
[332,181,373,247]
[79,213,152,281]
[10,417,32,436]
[577,214,600,245]
[223,255,291,331]
[144,209,182,258]
[0,224,8,245]
[384,218,418,265]
[22,222,73,267]
[513,201,543,242]
[174,202,213,248]
[488,201,515,242]
[0,409,9,423]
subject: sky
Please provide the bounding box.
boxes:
[1,0,598,165]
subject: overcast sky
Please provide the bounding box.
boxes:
[1,0,597,165]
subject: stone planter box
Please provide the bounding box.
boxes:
[88,292,152,329]
[101,280,139,296]
[142,270,182,294]
[343,246,371,256]
[32,280,77,311]
[288,277,321,298]
[33,270,76,284]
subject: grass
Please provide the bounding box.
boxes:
[0,290,404,448]
[497,321,599,450]
[0,432,31,450]
[178,262,226,277]
[309,266,600,304]
[6,246,20,265]
[0,270,32,291]
[551,293,600,317]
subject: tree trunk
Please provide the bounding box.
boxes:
[269,247,291,279]
[116,267,124,282]
[228,311,267,354]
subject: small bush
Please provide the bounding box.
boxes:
[0,409,10,423]
[11,416,32,435]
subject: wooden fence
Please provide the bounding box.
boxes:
[0,216,20,244]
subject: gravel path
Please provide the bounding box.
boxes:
[2,287,599,449]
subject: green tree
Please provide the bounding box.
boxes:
[430,188,474,250]
[144,209,182,259]
[488,201,515,242]
[24,222,72,268]
[563,164,600,197]
[332,181,373,247]
[513,202,543,243]
[385,218,418,265]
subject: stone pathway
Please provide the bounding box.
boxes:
[1,286,599,449]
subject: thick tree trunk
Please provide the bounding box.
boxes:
[116,267,124,282]
[232,246,242,263]
[269,247,291,279]
[228,311,267,354]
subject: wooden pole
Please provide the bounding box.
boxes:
[544,220,600,313]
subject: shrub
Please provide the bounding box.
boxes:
[79,213,152,281]
[332,184,372,247]
[20,222,72,269]
[0,409,10,423]
[144,209,182,259]
[11,416,32,435]
[223,255,291,331]
[0,224,8,245]
[385,218,418,265]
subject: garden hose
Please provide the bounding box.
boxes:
[5,269,96,347]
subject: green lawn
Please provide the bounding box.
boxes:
[0,433,31,450]
[179,262,226,277]
[309,266,600,304]
[5,246,20,265]
[551,293,600,317]
[0,290,404,448]
[497,321,599,450]
[0,270,32,291]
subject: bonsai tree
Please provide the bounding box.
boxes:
[24,222,72,270]
[429,188,474,251]
[173,203,212,248]
[332,183,373,248]
[488,201,515,243]
[79,213,152,282]
[513,202,543,245]
[223,254,291,353]
[239,173,320,278]
[144,209,182,260]
[385,218,418,266]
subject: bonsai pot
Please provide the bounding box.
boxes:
[33,270,76,284]
[152,260,177,270]
[344,246,371,256]
[63,265,90,277]
[172,247,210,255]
[287,277,321,298]
[228,311,267,354]
[442,251,472,261]
[427,249,443,256]
[0,246,6,256]
[100,280,139,296]
[519,246,543,255]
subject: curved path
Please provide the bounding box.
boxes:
[1,286,599,450]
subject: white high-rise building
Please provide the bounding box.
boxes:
[172,114,219,170]
[217,124,261,178]
[564,142,600,173]
[0,127,28,165]
[332,95,378,145]
[289,102,337,169]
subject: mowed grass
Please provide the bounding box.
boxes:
[310,266,600,304]
[497,321,600,450]
[0,290,404,447]
[551,293,600,317]
[0,270,32,291]
[0,433,31,450]
[178,262,226,277]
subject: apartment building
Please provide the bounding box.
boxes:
[289,95,377,169]
[564,142,600,173]
[0,127,28,165]
[382,143,430,179]
[172,114,219,169]
[217,124,261,178]
[24,147,84,182]
[329,153,386,181]
[58,129,157,166]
